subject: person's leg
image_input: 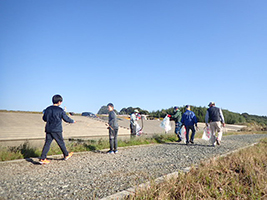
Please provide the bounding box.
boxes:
[190,126,196,142]
[114,129,118,151]
[130,124,136,137]
[109,128,114,151]
[175,122,181,141]
[215,122,223,143]
[210,122,217,145]
[52,132,69,157]
[40,132,53,160]
[185,126,190,143]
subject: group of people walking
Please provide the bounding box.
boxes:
[168,105,198,145]
[128,103,225,146]
[167,103,225,145]
[39,94,225,164]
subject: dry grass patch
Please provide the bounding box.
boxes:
[128,138,267,200]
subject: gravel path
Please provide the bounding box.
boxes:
[0,134,266,200]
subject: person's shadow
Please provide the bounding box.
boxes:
[25,158,41,165]
[25,157,64,165]
[164,142,213,147]
[92,150,108,154]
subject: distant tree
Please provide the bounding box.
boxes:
[97,105,118,115]
[119,107,149,115]
[119,105,267,125]
[97,106,109,115]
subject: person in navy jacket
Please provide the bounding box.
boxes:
[181,105,198,145]
[40,94,76,164]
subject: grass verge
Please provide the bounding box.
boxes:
[127,138,267,200]
[0,131,266,162]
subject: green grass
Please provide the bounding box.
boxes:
[0,131,266,162]
[127,138,267,200]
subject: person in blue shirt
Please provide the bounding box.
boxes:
[181,105,198,145]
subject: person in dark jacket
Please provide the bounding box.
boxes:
[40,94,76,164]
[205,102,225,146]
[107,103,119,154]
[168,106,182,142]
[181,105,198,145]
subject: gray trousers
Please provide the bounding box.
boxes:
[109,128,118,151]
[130,124,137,136]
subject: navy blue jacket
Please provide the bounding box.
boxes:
[43,105,74,133]
[181,110,198,126]
[205,106,225,123]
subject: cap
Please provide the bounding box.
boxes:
[134,109,139,113]
[174,106,178,110]
[107,103,114,107]
[185,105,190,108]
[208,102,215,106]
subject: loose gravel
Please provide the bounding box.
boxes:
[0,134,266,200]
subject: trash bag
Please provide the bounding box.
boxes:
[136,123,142,136]
[202,125,211,141]
[160,115,172,133]
[181,126,186,143]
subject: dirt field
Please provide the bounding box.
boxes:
[0,112,245,146]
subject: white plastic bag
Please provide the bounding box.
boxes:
[160,115,172,133]
[202,126,211,141]
[180,126,186,143]
[136,123,143,136]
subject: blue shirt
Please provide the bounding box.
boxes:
[181,110,197,126]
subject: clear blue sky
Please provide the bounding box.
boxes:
[0,1,266,116]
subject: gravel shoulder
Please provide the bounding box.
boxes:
[0,134,266,200]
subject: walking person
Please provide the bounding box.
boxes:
[181,105,198,145]
[130,109,139,137]
[168,106,182,142]
[205,102,225,146]
[40,94,76,165]
[107,103,119,154]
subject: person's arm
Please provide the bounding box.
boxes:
[109,111,116,128]
[205,110,209,126]
[172,111,179,119]
[219,109,225,127]
[130,114,133,124]
[177,111,182,122]
[181,114,184,125]
[42,110,47,122]
[132,114,137,125]
[62,111,75,123]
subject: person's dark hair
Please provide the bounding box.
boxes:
[52,94,63,104]
[107,103,114,108]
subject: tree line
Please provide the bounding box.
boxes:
[97,105,267,126]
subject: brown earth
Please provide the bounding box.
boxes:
[0,112,245,146]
